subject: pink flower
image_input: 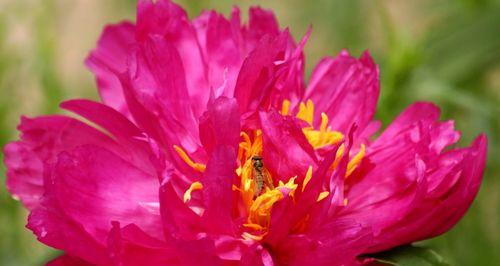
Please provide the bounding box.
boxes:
[4,1,487,265]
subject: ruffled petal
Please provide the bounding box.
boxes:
[4,116,121,210]
[344,103,485,253]
[306,50,379,136]
[364,135,487,253]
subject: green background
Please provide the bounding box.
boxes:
[0,0,498,265]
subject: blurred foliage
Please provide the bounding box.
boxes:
[0,0,499,265]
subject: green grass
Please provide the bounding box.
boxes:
[0,0,498,265]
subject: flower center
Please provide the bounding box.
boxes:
[175,99,366,241]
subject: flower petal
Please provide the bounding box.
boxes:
[47,255,93,266]
[278,219,372,265]
[108,222,223,266]
[306,50,379,135]
[159,176,203,239]
[259,110,317,183]
[28,200,110,265]
[48,145,162,243]
[201,145,237,234]
[234,31,295,114]
[199,97,241,155]
[4,116,121,209]
[136,0,208,117]
[60,99,155,174]
[85,22,135,116]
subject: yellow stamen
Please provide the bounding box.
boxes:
[245,177,298,231]
[294,100,344,149]
[173,145,206,172]
[183,181,203,203]
[320,112,328,133]
[281,99,291,115]
[242,232,266,241]
[303,129,344,149]
[331,144,366,177]
[302,166,313,192]
[297,99,314,125]
[332,144,345,170]
[346,144,366,177]
[243,223,265,231]
[317,191,330,202]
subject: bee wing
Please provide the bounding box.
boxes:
[262,168,274,189]
[252,168,262,196]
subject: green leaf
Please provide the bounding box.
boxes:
[367,245,450,266]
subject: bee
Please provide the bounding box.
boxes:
[251,155,274,197]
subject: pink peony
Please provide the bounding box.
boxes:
[4,0,487,265]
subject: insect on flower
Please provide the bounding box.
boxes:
[2,0,487,265]
[251,155,274,197]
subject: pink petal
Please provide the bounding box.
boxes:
[259,110,317,183]
[28,201,110,265]
[108,222,223,266]
[49,145,162,243]
[46,255,93,266]
[199,97,241,154]
[193,11,242,98]
[4,116,121,209]
[4,142,43,209]
[159,176,203,239]
[120,73,203,179]
[277,219,372,266]
[136,0,208,117]
[60,99,155,174]
[85,22,135,116]
[364,135,487,252]
[201,146,237,234]
[306,50,379,135]
[234,31,295,114]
